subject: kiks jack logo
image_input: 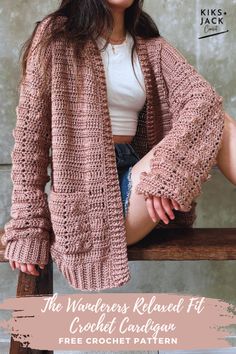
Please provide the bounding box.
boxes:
[199,8,229,39]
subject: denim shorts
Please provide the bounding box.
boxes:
[114,143,140,217]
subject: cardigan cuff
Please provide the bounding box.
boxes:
[2,236,50,265]
[135,162,208,212]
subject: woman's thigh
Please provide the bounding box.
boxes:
[115,143,161,246]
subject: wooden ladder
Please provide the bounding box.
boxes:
[1,228,236,354]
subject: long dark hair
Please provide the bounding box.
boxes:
[19,0,161,89]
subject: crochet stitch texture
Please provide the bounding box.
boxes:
[1,16,225,291]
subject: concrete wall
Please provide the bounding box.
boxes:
[0,1,235,353]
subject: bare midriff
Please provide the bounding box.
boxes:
[112,135,134,144]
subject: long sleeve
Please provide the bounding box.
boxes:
[135,36,225,211]
[1,17,53,265]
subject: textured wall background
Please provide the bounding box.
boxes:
[0,1,235,353]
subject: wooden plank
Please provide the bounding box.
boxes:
[127,228,236,260]
[2,228,236,263]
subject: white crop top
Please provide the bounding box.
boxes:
[95,32,146,136]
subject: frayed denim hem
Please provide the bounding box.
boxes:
[123,166,133,217]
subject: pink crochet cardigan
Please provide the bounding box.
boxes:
[1,16,225,291]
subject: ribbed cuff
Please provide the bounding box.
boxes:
[3,237,50,265]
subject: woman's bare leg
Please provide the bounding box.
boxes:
[124,151,200,245]
[216,112,236,185]
[124,147,162,246]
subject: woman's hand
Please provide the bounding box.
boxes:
[9,261,45,276]
[144,195,188,224]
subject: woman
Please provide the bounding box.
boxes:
[2,0,236,291]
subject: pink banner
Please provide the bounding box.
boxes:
[0,292,236,351]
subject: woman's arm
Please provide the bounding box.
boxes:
[1,17,53,265]
[135,36,225,212]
